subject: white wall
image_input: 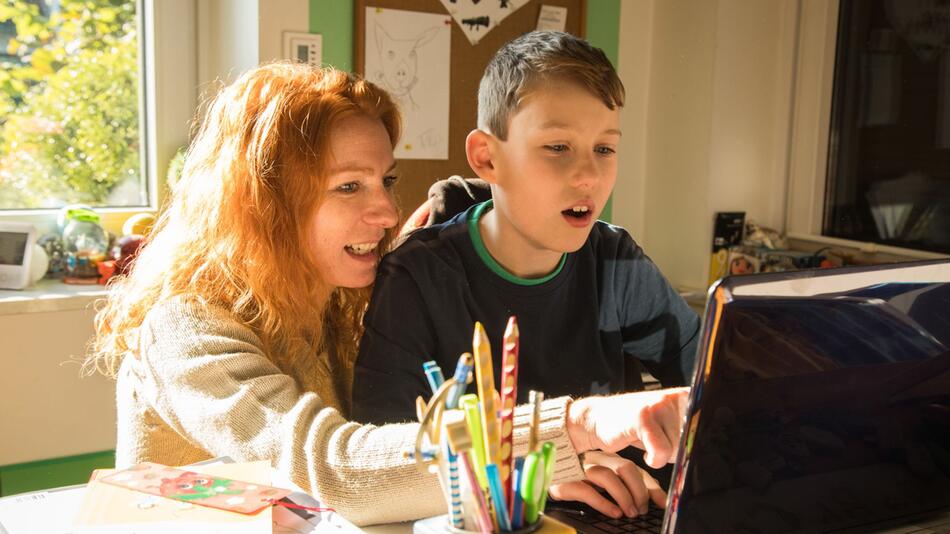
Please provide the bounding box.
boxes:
[197,0,308,109]
[615,0,799,291]
[0,306,113,465]
[197,0,259,90]
[258,0,310,63]
[612,1,653,242]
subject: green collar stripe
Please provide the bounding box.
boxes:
[467,200,567,286]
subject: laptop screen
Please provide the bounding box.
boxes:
[666,260,950,533]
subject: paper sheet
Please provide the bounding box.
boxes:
[71,461,273,533]
[365,7,452,160]
[536,5,567,31]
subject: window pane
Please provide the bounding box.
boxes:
[825,0,950,254]
[0,0,145,210]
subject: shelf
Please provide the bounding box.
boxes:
[0,279,107,316]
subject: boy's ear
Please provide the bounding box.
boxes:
[465,129,497,184]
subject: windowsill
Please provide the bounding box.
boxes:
[0,279,107,317]
[787,232,950,262]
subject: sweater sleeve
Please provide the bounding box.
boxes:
[131,298,583,526]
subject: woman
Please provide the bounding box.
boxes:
[85,63,686,526]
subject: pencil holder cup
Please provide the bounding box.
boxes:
[413,514,543,534]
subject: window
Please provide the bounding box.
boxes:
[825,0,950,254]
[0,0,147,212]
[787,0,950,258]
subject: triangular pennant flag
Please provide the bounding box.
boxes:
[439,0,531,45]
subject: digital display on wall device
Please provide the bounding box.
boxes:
[0,232,28,266]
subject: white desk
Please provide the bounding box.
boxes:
[0,484,385,534]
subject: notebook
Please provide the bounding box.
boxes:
[547,259,950,534]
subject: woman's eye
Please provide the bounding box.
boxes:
[595,146,616,156]
[336,182,359,194]
[545,144,568,153]
[383,175,400,188]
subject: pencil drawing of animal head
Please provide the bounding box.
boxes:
[373,22,440,109]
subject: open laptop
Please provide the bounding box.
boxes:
[546,259,950,533]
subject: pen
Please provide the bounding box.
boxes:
[519,451,544,525]
[498,316,519,510]
[459,394,489,489]
[447,352,474,409]
[472,322,501,470]
[537,441,557,515]
[401,447,439,461]
[423,360,445,395]
[527,390,544,453]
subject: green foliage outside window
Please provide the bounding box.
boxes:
[0,0,142,210]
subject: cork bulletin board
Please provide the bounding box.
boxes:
[355,0,587,215]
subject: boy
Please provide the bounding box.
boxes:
[353,31,699,426]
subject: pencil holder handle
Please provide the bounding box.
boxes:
[414,378,460,474]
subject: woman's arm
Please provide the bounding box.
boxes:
[127,297,588,525]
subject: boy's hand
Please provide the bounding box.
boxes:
[549,451,666,518]
[567,387,689,468]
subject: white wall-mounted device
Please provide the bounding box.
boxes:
[0,221,38,290]
[283,31,323,67]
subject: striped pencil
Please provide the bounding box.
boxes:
[499,316,519,512]
[445,442,464,529]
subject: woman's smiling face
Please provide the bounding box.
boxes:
[307,113,399,289]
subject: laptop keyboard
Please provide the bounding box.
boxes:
[545,502,665,534]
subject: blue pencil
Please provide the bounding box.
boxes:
[485,464,512,531]
[510,457,525,529]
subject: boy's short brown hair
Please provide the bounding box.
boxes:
[477,30,625,140]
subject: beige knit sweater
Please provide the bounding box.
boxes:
[115,296,585,526]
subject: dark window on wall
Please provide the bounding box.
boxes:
[825,0,950,254]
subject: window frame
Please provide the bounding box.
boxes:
[0,0,197,236]
[786,0,948,260]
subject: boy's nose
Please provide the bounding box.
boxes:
[571,153,599,189]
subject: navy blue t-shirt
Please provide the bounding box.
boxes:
[352,201,700,424]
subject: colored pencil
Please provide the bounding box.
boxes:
[472,322,501,470]
[498,316,519,511]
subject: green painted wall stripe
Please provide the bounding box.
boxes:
[309,1,353,71]
[0,450,115,497]
[585,0,621,67]
[585,0,621,223]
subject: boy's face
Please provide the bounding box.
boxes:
[487,81,621,257]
